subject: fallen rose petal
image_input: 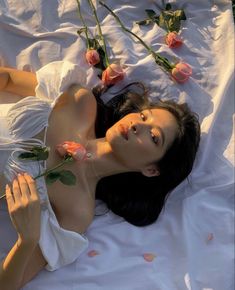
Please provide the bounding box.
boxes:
[207,233,214,242]
[143,253,156,262]
[87,250,100,257]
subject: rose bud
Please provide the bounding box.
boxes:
[85,49,100,66]
[171,62,192,83]
[56,141,87,161]
[102,63,125,86]
[165,32,183,49]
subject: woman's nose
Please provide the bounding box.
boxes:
[130,121,148,134]
[131,123,138,134]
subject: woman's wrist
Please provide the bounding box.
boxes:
[17,236,39,249]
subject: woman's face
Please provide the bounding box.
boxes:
[106,108,178,170]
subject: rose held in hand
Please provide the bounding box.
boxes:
[56,141,87,161]
[102,63,124,86]
[165,32,183,49]
[171,62,192,83]
[85,49,100,66]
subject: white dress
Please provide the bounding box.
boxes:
[0,61,89,271]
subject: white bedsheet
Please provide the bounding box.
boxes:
[0,1,234,290]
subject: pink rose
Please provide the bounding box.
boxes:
[102,63,124,86]
[165,32,183,49]
[56,141,87,161]
[171,62,192,83]
[85,49,100,66]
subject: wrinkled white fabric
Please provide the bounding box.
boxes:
[0,61,88,271]
[0,0,234,289]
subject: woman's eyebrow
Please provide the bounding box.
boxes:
[148,109,165,146]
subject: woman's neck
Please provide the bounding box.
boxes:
[84,138,132,181]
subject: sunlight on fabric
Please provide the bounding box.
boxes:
[184,273,192,290]
[184,273,214,290]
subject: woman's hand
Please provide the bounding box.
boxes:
[6,173,41,244]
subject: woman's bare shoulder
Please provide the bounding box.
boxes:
[66,85,97,137]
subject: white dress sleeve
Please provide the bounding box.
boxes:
[35,61,88,106]
[39,199,89,271]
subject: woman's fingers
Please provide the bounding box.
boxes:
[17,173,31,200]
[12,178,22,203]
[23,173,39,201]
[6,173,39,205]
[5,172,41,242]
[5,183,14,209]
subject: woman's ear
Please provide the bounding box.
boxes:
[141,164,160,177]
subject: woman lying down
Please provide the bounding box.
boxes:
[0,61,200,290]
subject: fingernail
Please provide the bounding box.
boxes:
[18,173,22,177]
[5,184,9,190]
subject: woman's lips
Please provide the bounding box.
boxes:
[118,124,128,140]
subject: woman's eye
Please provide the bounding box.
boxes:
[151,132,159,145]
[140,112,146,121]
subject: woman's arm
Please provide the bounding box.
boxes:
[0,240,46,290]
[0,67,38,97]
[0,173,45,290]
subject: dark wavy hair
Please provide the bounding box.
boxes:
[93,83,200,226]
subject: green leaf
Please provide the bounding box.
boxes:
[136,19,153,26]
[45,172,61,185]
[159,12,169,31]
[145,9,160,25]
[135,9,161,27]
[165,3,172,10]
[32,146,49,161]
[154,16,160,26]
[159,9,186,32]
[18,146,49,161]
[174,9,186,20]
[18,152,38,160]
[94,46,107,70]
[136,6,186,32]
[169,10,186,32]
[59,170,76,186]
[145,9,157,20]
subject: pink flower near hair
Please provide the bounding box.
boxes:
[56,141,87,161]
[102,63,124,86]
[171,62,192,83]
[85,49,100,66]
[165,32,183,48]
